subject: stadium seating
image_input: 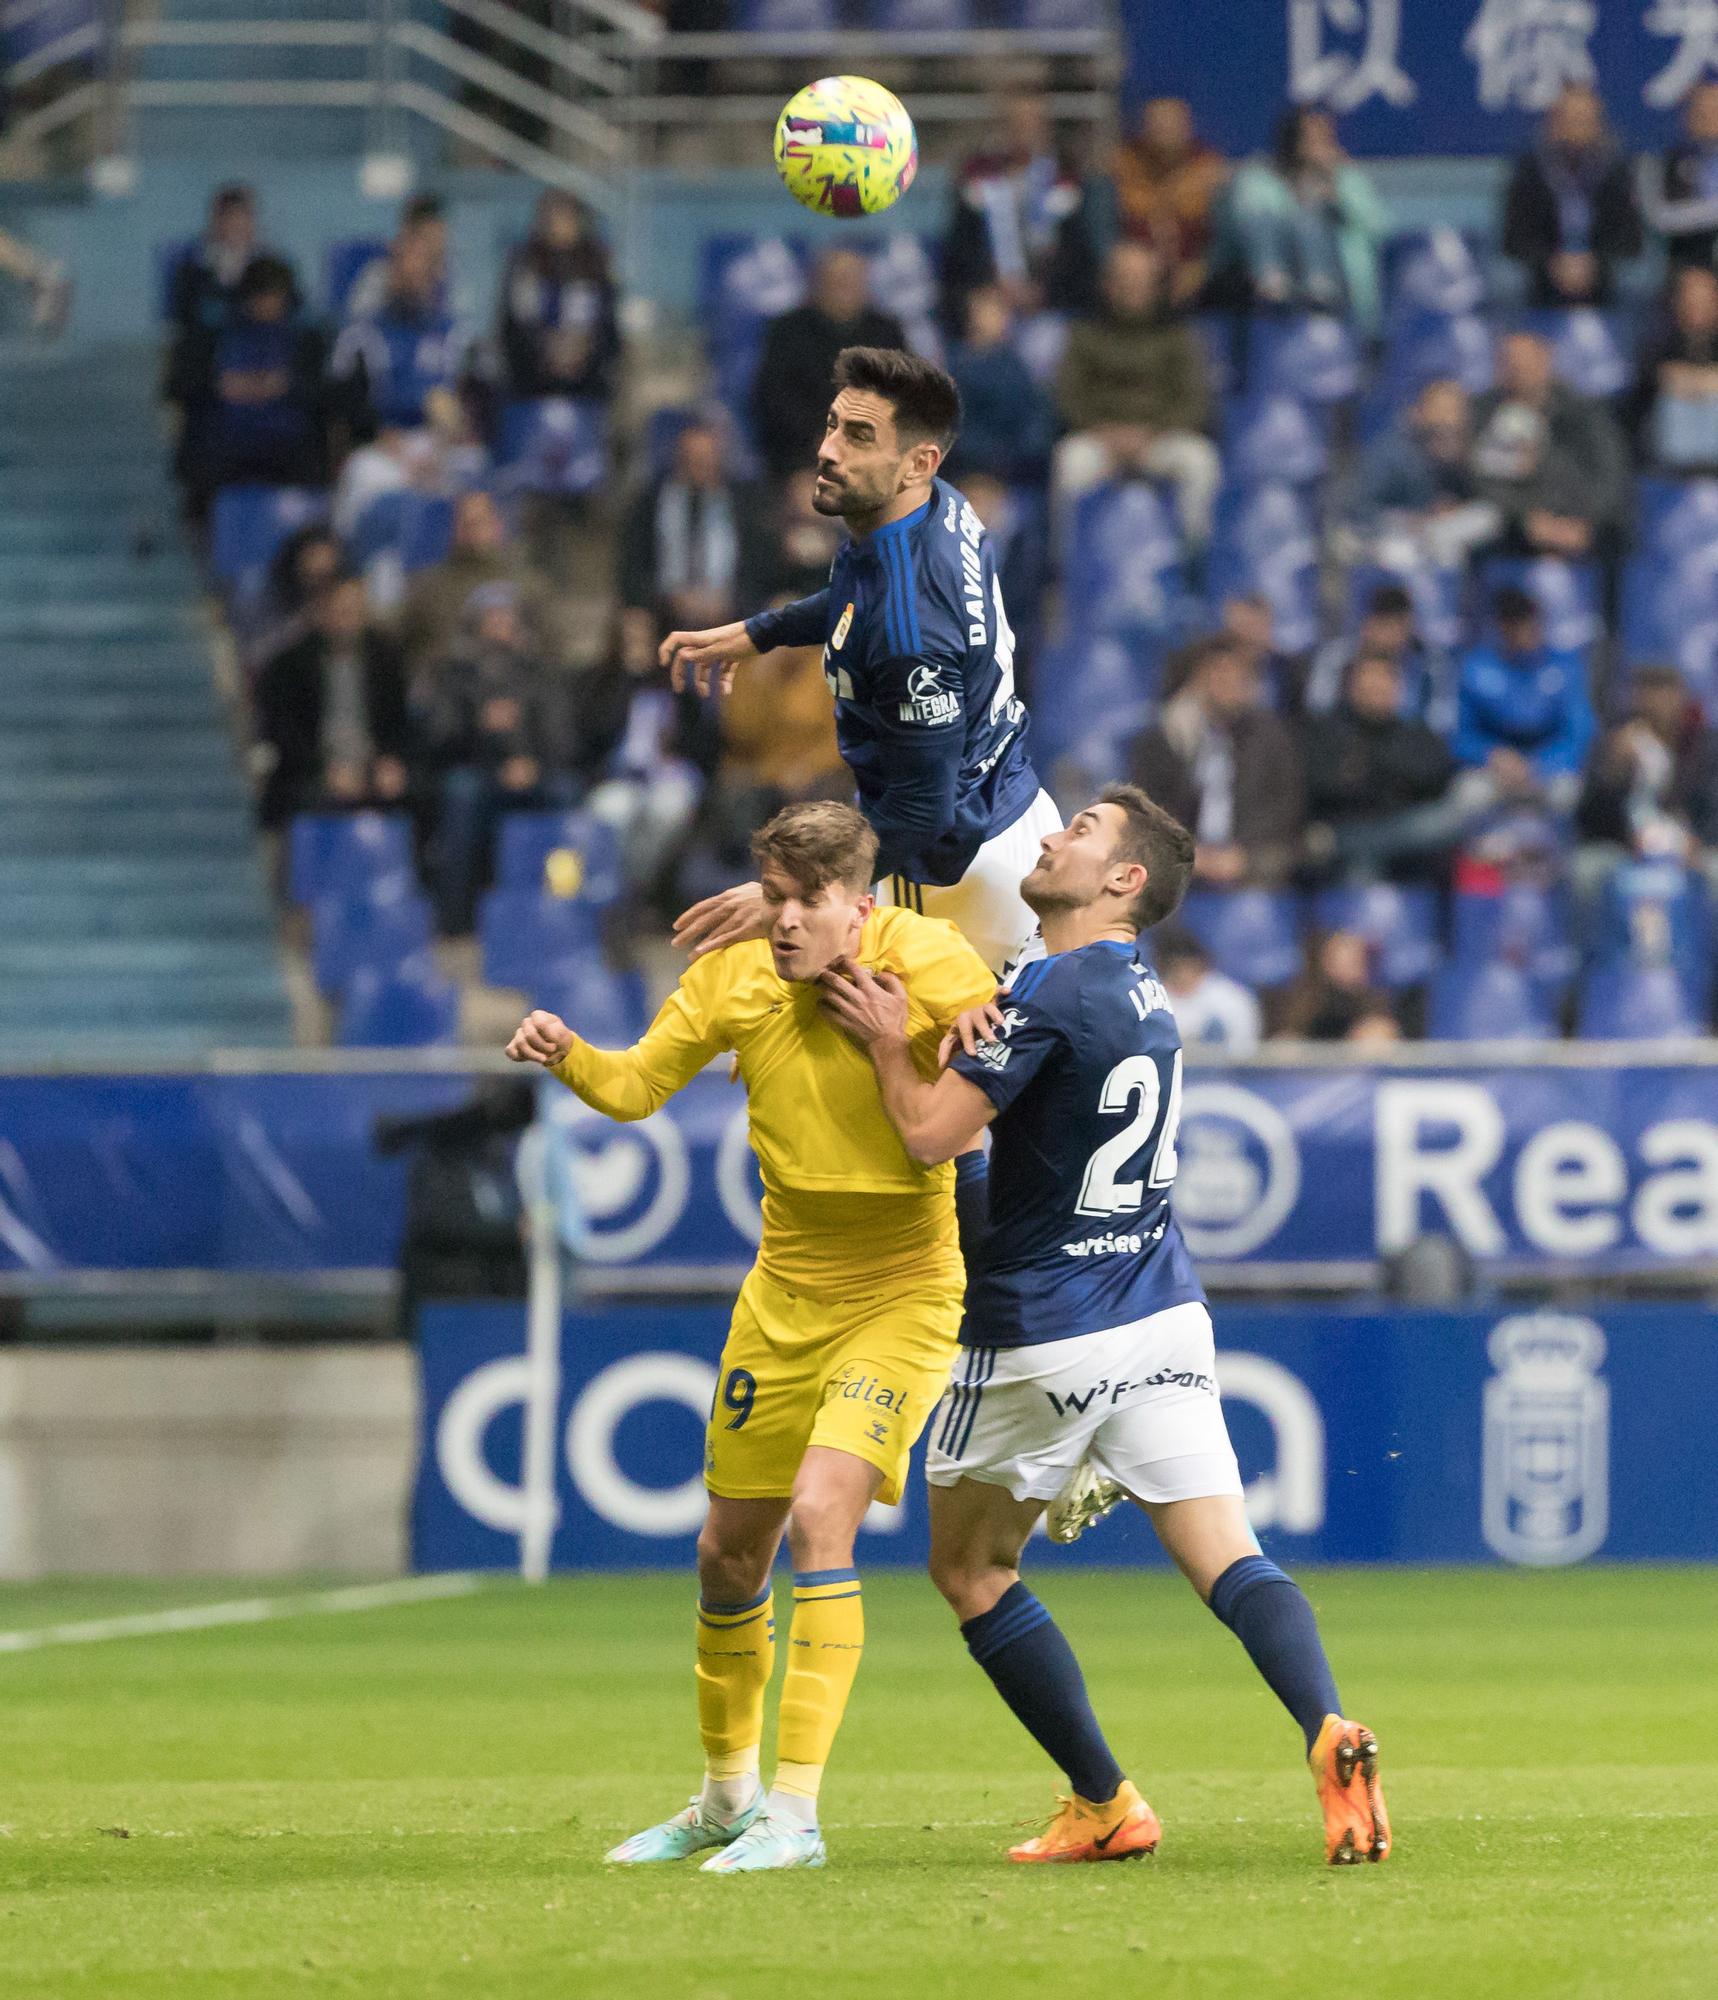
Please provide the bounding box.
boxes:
[1208,482,1320,652]
[1451,881,1577,996]
[494,810,624,905]
[1590,859,1713,1003]
[1060,480,1186,639]
[1576,963,1705,1039]
[311,878,435,994]
[533,957,650,1047]
[1177,889,1303,989]
[1475,554,1600,654]
[1524,307,1631,400]
[478,887,605,990]
[1312,884,1441,990]
[1251,314,1363,405]
[288,812,416,907]
[209,485,328,616]
[1222,396,1330,492]
[1426,958,1555,1040]
[324,238,387,318]
[495,399,609,499]
[337,952,462,1047]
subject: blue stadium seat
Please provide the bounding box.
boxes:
[699,234,807,435]
[1061,481,1186,638]
[1451,881,1576,994]
[873,0,973,31]
[1188,315,1234,402]
[1383,227,1487,323]
[641,405,702,481]
[325,237,387,318]
[496,399,608,498]
[532,957,650,1047]
[495,810,624,905]
[288,813,416,906]
[1029,634,1162,768]
[209,486,328,614]
[312,880,435,995]
[1524,307,1631,400]
[1477,555,1600,654]
[1222,397,1330,490]
[1636,475,1718,565]
[1208,483,1320,652]
[1178,889,1303,988]
[735,0,836,24]
[1010,0,1105,25]
[1426,959,1554,1040]
[1374,310,1494,418]
[479,888,605,989]
[1343,557,1466,652]
[156,237,197,322]
[1591,858,1713,1000]
[1618,552,1718,702]
[337,953,461,1047]
[1253,314,1362,405]
[345,490,458,578]
[1312,885,1440,989]
[1577,963,1706,1039]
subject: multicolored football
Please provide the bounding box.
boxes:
[773,75,918,219]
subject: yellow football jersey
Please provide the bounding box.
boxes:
[551,906,996,1293]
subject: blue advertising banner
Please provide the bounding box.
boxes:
[1124,2,1718,157]
[411,1300,1718,1571]
[1,1061,1715,1278]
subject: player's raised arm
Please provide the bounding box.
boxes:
[506,966,727,1123]
[817,957,995,1165]
[660,590,829,697]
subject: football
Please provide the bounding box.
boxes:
[773,75,918,218]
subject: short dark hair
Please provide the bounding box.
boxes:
[1365,583,1414,621]
[1492,583,1541,626]
[752,799,879,898]
[1096,784,1196,932]
[212,183,253,213]
[403,193,444,227]
[238,254,299,307]
[833,346,962,453]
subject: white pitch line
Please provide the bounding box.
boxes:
[0,1573,487,1655]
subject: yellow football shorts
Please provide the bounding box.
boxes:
[704,1266,964,1507]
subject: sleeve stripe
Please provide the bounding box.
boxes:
[881,546,907,656]
[887,538,922,653]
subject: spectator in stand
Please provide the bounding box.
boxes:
[1343,378,1501,573]
[330,220,478,441]
[1128,632,1304,887]
[1219,592,1298,711]
[254,569,414,830]
[1647,81,1718,276]
[1630,265,1718,475]
[347,194,449,321]
[958,470,1048,680]
[1470,329,1630,559]
[418,582,573,933]
[1303,647,1459,881]
[1502,84,1641,307]
[751,248,905,484]
[765,468,844,602]
[1109,97,1228,309]
[497,190,621,405]
[1453,584,1596,813]
[1155,926,1262,1052]
[1216,106,1388,334]
[1575,663,1718,900]
[1052,240,1219,552]
[703,634,849,872]
[1306,581,1449,724]
[167,184,263,339]
[939,89,1097,337]
[244,522,344,680]
[1276,929,1398,1042]
[395,489,564,686]
[168,256,329,521]
[617,418,774,676]
[945,285,1055,486]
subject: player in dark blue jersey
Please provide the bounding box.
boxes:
[819,787,1391,1870]
[661,345,1059,981]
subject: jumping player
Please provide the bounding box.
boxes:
[507,800,995,1873]
[819,788,1392,1868]
[660,344,1059,982]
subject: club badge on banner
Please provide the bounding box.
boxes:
[410,1303,1718,1572]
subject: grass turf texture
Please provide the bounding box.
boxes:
[2,1568,1714,1999]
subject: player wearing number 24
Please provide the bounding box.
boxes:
[507,798,996,1873]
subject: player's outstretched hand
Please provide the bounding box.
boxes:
[659,620,759,696]
[947,997,1007,1061]
[506,1009,574,1068]
[672,880,769,958]
[817,957,909,1049]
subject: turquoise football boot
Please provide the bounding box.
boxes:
[604,1793,762,1865]
[698,1809,827,1873]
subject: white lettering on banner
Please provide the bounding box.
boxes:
[1482,1314,1609,1565]
[1288,0,1416,112]
[1513,1120,1626,1256]
[547,1099,690,1262]
[566,1354,715,1535]
[1645,0,1718,106]
[715,1103,764,1246]
[1174,1083,1302,1259]
[1375,1080,1508,1253]
[1631,1118,1718,1254]
[436,1356,538,1535]
[1217,1352,1326,1534]
[1464,0,1597,110]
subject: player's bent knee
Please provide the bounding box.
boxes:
[928,1552,1018,1622]
[695,1522,774,1604]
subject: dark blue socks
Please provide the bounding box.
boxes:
[961,1581,1124,1805]
[1208,1555,1341,1754]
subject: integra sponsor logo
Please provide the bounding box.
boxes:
[898,663,961,726]
[1044,1365,1215,1417]
[1061,1219,1168,1258]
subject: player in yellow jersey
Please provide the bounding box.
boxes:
[505,799,995,1874]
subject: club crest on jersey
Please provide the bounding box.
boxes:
[831,600,855,650]
[898,662,960,725]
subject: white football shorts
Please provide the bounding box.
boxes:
[924,1300,1244,1507]
[876,787,1061,978]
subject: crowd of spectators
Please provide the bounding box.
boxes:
[164,73,1718,1041]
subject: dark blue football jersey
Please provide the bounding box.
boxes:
[950,939,1205,1349]
[744,477,1041,887]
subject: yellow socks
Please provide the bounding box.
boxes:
[771,1569,865,1814]
[695,1586,774,1815]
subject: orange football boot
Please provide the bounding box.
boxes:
[1007,1779,1162,1864]
[1308,1714,1391,1865]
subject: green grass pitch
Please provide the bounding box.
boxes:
[3,1567,1715,1998]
